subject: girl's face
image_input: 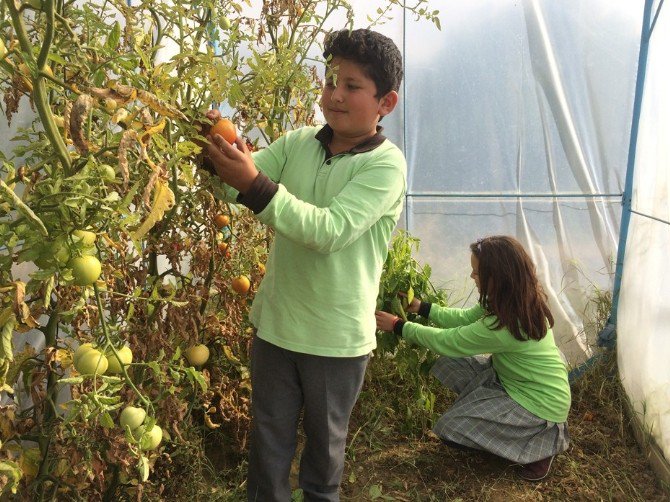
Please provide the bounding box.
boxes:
[470,253,481,293]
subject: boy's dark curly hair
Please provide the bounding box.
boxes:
[323,28,403,98]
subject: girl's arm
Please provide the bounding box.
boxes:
[401,319,508,357]
[425,303,486,328]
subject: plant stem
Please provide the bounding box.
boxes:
[93,283,153,413]
[36,307,60,498]
[4,0,72,172]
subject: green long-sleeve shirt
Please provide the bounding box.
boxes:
[401,303,571,423]
[213,125,406,357]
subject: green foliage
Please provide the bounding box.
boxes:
[376,230,448,355]
[369,231,451,432]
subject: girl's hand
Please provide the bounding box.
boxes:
[375,311,400,332]
[399,292,421,314]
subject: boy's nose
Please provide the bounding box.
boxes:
[330,87,344,102]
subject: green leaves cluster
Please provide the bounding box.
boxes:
[376,230,447,354]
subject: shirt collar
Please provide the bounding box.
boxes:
[315,124,387,157]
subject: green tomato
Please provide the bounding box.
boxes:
[72,229,96,246]
[106,345,133,374]
[220,17,231,30]
[134,424,163,451]
[98,164,117,182]
[75,349,108,375]
[73,342,95,366]
[120,406,146,431]
[69,255,102,286]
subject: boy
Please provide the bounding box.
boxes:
[202,28,406,501]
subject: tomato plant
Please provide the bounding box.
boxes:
[0,0,441,498]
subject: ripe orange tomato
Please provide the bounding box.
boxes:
[232,275,251,295]
[210,118,237,144]
[213,214,230,228]
[217,241,229,252]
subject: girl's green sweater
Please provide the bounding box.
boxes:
[402,303,571,423]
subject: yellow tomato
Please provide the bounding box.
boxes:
[210,118,237,144]
[184,344,210,366]
[213,214,230,228]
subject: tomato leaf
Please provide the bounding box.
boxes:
[99,412,115,429]
[0,314,16,361]
[138,455,150,483]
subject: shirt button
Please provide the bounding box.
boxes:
[326,160,331,165]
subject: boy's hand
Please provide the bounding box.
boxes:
[206,128,259,194]
[375,310,400,332]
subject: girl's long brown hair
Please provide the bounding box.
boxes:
[470,236,554,341]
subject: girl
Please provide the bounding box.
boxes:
[375,236,571,481]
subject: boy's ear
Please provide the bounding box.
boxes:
[378,90,399,118]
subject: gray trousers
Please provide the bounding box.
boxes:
[247,336,369,502]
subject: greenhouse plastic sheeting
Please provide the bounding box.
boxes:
[616,1,670,461]
[402,0,641,364]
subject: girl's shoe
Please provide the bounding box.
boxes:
[517,455,554,481]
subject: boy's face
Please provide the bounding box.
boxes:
[320,57,397,140]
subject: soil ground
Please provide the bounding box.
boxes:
[209,352,669,501]
[334,354,669,501]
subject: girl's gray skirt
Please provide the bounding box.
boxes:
[430,355,570,464]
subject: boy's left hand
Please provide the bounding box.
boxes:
[206,131,259,194]
[375,310,399,332]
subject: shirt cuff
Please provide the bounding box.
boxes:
[393,319,406,337]
[418,302,432,318]
[236,172,279,214]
